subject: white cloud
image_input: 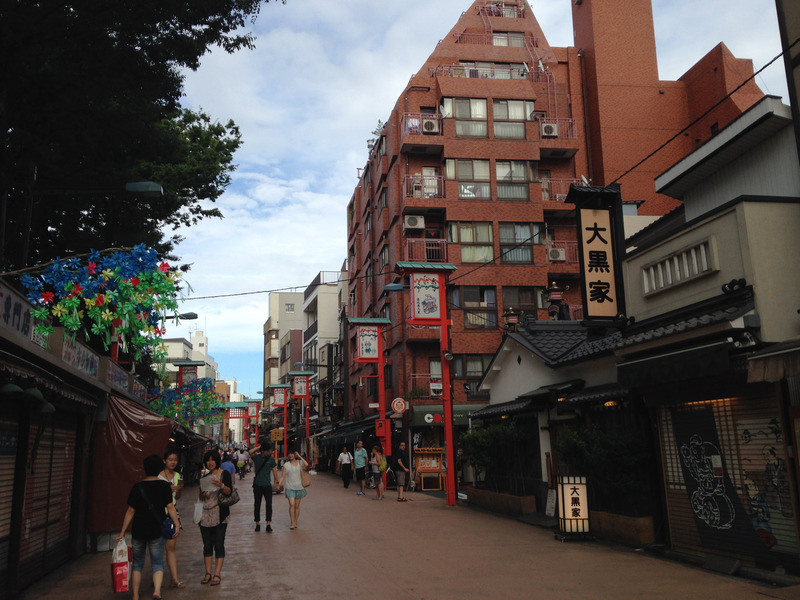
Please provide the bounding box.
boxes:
[169,0,786,394]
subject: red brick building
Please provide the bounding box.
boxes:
[345,0,764,451]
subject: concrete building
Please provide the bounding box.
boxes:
[160,330,218,386]
[345,0,765,456]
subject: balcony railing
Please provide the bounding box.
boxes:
[303,320,318,343]
[405,239,448,262]
[408,373,443,400]
[434,63,534,80]
[547,241,580,264]
[539,118,578,140]
[404,174,444,199]
[453,33,537,47]
[402,113,443,136]
[541,178,582,202]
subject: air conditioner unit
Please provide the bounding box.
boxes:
[548,247,567,261]
[421,116,440,134]
[403,215,425,230]
[540,122,559,138]
[429,382,443,397]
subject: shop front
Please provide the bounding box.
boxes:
[620,339,800,573]
[409,404,472,485]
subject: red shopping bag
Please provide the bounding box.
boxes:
[111,539,130,593]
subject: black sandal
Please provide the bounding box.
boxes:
[201,572,212,584]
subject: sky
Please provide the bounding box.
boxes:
[168,0,788,397]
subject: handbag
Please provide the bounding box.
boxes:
[300,467,311,488]
[193,499,204,525]
[138,483,176,540]
[218,484,240,507]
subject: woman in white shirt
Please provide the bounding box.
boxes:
[278,451,308,529]
[336,445,353,488]
[158,449,184,589]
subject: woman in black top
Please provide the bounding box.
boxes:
[117,454,180,600]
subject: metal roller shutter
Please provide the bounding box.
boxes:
[0,414,19,593]
[18,414,77,586]
[658,396,799,571]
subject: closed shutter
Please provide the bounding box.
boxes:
[18,413,77,586]
[0,414,19,593]
[658,396,799,571]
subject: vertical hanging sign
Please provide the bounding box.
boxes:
[272,387,286,407]
[292,374,308,398]
[410,272,443,323]
[356,325,380,362]
[569,184,626,323]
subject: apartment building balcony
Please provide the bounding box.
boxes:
[303,320,318,343]
[404,239,448,263]
[401,113,444,155]
[453,32,536,47]
[538,118,579,158]
[404,174,444,199]
[408,373,443,400]
[541,177,582,203]
[433,63,538,81]
[401,304,441,341]
[546,241,579,264]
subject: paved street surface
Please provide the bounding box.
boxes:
[19,472,800,600]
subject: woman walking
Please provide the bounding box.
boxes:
[159,449,184,589]
[370,445,385,500]
[117,454,180,600]
[198,449,233,586]
[277,451,307,529]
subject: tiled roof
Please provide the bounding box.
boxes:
[617,290,755,349]
[510,318,619,366]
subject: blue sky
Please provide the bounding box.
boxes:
[167,0,787,397]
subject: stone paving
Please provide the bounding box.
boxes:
[19,471,800,600]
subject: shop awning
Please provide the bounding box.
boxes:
[517,379,585,403]
[562,383,630,406]
[410,404,473,427]
[325,416,379,445]
[747,337,800,382]
[469,398,532,419]
[618,339,732,387]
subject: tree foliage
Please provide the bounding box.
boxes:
[0,0,283,269]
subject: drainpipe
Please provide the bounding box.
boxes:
[578,49,594,184]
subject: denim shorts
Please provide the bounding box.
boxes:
[285,488,307,499]
[131,537,165,573]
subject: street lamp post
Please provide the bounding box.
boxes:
[391,262,458,506]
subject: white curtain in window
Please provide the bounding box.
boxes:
[494,122,525,139]
[456,121,488,137]
[497,183,528,199]
[461,245,493,263]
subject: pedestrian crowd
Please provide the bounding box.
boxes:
[117,439,410,599]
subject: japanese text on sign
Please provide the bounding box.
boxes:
[579,208,618,318]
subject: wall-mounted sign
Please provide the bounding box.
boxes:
[558,474,589,534]
[391,397,408,413]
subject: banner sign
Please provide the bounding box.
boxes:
[356,325,380,362]
[410,272,443,322]
[292,374,309,398]
[272,387,286,407]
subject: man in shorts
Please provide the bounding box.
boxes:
[353,440,369,496]
[394,442,410,502]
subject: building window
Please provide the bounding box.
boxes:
[452,286,498,329]
[503,286,545,312]
[499,223,540,263]
[380,303,390,320]
[452,354,493,377]
[379,245,389,270]
[286,303,295,312]
[446,159,491,199]
[493,31,525,47]
[496,160,532,199]
[455,61,527,80]
[493,100,535,138]
[642,240,714,295]
[441,97,488,137]
[378,188,387,210]
[447,222,494,263]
